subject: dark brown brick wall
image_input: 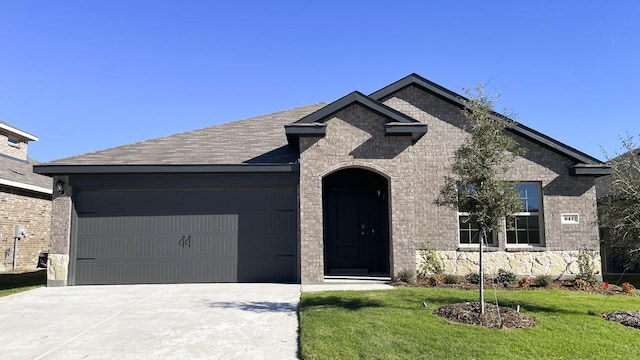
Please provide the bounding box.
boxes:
[299,84,600,282]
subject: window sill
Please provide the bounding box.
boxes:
[505,246,546,252]
[457,246,500,252]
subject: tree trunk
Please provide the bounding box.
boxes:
[479,228,485,314]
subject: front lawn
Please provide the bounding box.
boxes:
[299,288,640,359]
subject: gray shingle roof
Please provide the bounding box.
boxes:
[46,103,325,166]
[0,156,51,190]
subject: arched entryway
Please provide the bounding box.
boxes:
[322,168,390,276]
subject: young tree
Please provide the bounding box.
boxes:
[599,136,640,269]
[436,84,524,314]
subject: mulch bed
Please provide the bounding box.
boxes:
[605,311,640,329]
[392,278,637,296]
[435,301,537,329]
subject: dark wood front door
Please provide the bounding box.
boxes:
[323,169,389,276]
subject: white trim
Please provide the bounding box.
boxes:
[0,123,38,141]
[0,178,52,194]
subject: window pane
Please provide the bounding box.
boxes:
[516,183,540,212]
[529,230,540,244]
[517,230,527,243]
[507,231,516,244]
[460,231,470,244]
[459,216,494,245]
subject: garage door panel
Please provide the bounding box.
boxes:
[74,187,296,285]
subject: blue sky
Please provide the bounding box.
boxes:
[1,1,638,162]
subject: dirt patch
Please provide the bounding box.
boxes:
[605,311,640,329]
[435,301,537,329]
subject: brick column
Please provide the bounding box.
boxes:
[47,176,72,287]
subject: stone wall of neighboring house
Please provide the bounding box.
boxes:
[0,185,51,272]
[0,133,28,160]
[299,84,601,282]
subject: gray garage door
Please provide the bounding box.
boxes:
[73,188,297,285]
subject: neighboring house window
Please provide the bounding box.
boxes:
[506,182,543,246]
[7,136,19,147]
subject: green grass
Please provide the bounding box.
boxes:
[299,288,640,360]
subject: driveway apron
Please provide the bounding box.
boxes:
[0,284,300,359]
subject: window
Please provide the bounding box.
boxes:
[459,215,495,245]
[6,135,19,147]
[457,185,495,246]
[506,183,543,245]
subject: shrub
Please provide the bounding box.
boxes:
[396,268,415,283]
[517,277,533,288]
[621,282,636,293]
[443,274,460,284]
[535,275,554,287]
[418,244,444,276]
[466,272,481,284]
[574,278,589,290]
[428,274,444,286]
[576,249,600,286]
[495,268,516,285]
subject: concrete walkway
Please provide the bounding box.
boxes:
[0,284,300,360]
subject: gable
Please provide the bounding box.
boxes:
[285,91,427,148]
[370,74,609,175]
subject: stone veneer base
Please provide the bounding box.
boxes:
[416,250,602,280]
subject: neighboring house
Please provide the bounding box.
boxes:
[596,148,640,274]
[0,121,52,272]
[34,74,610,286]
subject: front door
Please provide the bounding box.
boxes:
[323,168,389,276]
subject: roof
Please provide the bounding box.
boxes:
[0,155,52,194]
[38,103,325,170]
[34,73,609,177]
[370,73,607,167]
[0,120,39,142]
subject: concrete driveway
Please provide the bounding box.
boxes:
[0,284,300,360]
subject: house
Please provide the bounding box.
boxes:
[34,74,610,286]
[596,148,640,275]
[0,121,52,272]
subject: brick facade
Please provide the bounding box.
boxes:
[0,186,51,272]
[0,133,28,161]
[299,85,600,282]
[0,125,52,273]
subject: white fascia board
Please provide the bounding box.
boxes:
[0,178,52,194]
[0,123,39,141]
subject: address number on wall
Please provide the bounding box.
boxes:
[561,213,579,224]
